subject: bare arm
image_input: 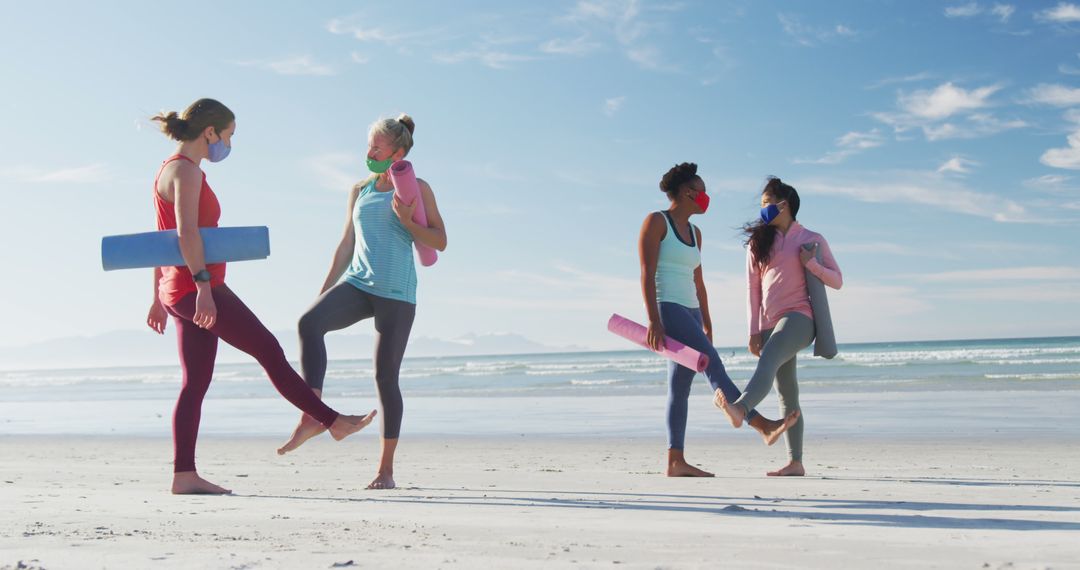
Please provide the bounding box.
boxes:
[693,226,712,344]
[172,165,210,278]
[393,179,447,251]
[639,213,667,350]
[146,267,167,334]
[319,184,362,294]
[171,163,216,328]
[747,247,764,356]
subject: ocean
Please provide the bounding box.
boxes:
[2,336,1078,439]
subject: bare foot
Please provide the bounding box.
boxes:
[277,414,327,455]
[767,460,805,477]
[748,410,801,446]
[328,410,378,441]
[171,471,232,495]
[366,471,395,490]
[667,460,715,477]
[713,388,745,428]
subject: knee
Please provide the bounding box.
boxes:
[297,311,324,339]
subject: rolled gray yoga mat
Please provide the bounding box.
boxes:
[802,242,837,359]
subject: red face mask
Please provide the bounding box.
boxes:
[693,191,710,214]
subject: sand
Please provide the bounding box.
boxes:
[2,434,1078,569]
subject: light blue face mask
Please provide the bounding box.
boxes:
[207,131,231,163]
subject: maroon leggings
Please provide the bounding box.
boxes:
[166,285,338,473]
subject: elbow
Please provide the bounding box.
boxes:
[175,225,200,243]
[833,275,844,290]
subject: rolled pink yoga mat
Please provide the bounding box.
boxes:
[607,313,709,373]
[388,160,438,267]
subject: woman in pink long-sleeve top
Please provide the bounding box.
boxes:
[715,177,843,477]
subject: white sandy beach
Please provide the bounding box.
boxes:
[2,433,1078,569]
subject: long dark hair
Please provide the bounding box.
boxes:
[742,177,800,268]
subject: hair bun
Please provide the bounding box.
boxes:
[397,113,415,135]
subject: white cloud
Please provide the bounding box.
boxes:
[434,49,536,69]
[945,2,983,18]
[874,82,1025,140]
[1026,83,1080,106]
[917,266,1080,282]
[540,35,604,56]
[234,56,335,76]
[866,72,934,90]
[920,113,1027,141]
[1036,2,1080,23]
[305,153,362,191]
[937,156,978,174]
[991,4,1015,22]
[1023,174,1073,191]
[326,18,415,45]
[603,96,626,116]
[0,163,112,184]
[899,82,1000,119]
[1040,129,1080,169]
[797,170,1031,223]
[778,13,858,46]
[559,0,674,70]
[793,129,885,165]
[350,52,369,64]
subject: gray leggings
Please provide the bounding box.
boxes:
[298,283,416,439]
[733,312,814,461]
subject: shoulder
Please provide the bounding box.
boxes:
[642,212,667,238]
[351,175,376,195]
[164,159,202,186]
[416,177,435,197]
[802,227,826,243]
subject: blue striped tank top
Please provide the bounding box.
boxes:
[344,179,418,304]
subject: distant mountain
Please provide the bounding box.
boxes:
[0,329,585,371]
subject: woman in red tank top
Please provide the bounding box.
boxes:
[145,98,376,495]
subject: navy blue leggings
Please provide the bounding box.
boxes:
[659,302,757,450]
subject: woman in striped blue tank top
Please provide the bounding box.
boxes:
[639,163,794,477]
[279,114,447,491]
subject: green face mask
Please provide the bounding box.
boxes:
[366,156,393,174]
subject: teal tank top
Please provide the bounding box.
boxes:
[344,180,418,304]
[655,211,700,309]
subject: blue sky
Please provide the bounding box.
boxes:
[1,0,1079,353]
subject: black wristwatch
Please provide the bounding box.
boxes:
[192,269,212,283]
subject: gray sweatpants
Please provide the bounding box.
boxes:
[298,283,416,439]
[733,312,814,461]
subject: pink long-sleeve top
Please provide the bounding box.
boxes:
[747,221,842,336]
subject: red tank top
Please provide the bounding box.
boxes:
[153,154,226,306]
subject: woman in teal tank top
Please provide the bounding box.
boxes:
[278,114,447,491]
[639,163,792,478]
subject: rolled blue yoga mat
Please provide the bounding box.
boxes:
[101,226,270,271]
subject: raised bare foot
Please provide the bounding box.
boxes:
[366,471,395,490]
[277,414,327,455]
[749,410,801,446]
[171,471,232,495]
[667,460,715,477]
[766,460,805,477]
[713,388,745,428]
[328,410,378,441]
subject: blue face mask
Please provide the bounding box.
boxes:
[207,132,231,163]
[760,203,782,224]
